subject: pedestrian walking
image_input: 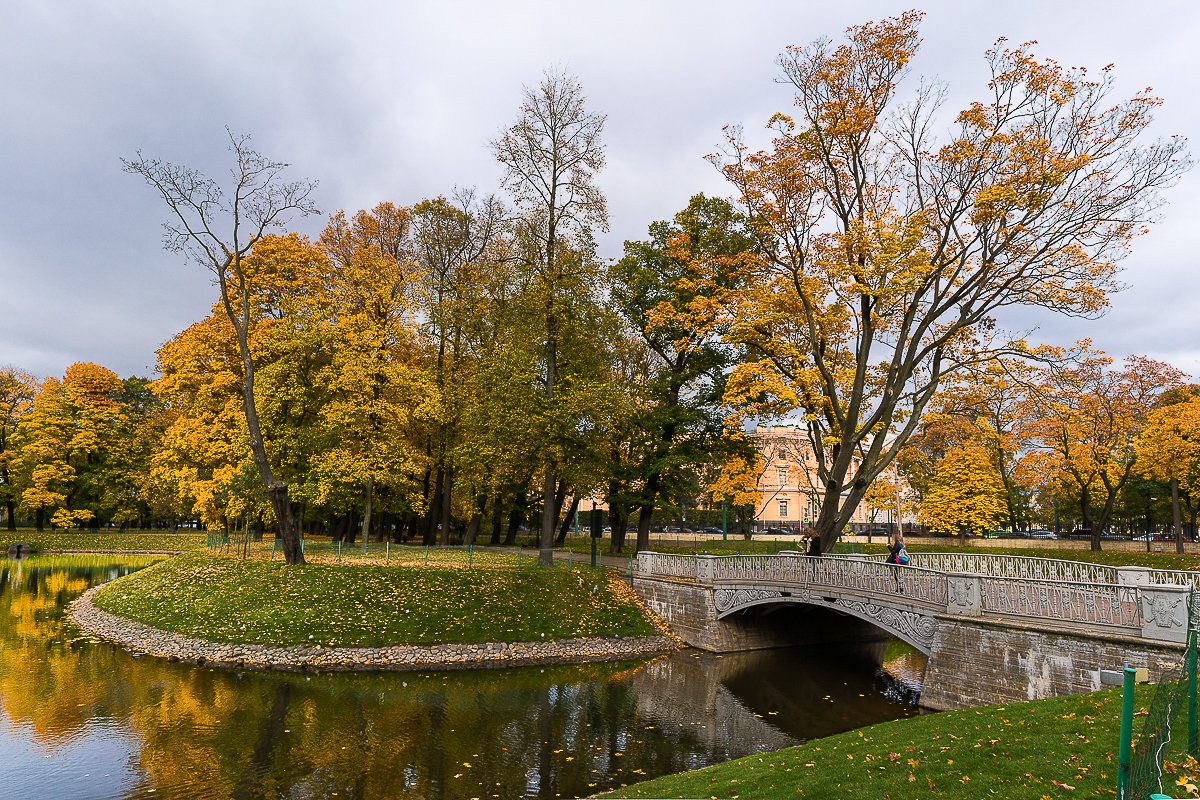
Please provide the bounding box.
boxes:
[886,532,907,593]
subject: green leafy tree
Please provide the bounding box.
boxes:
[612,194,756,552]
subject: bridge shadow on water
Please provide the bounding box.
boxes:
[632,622,927,753]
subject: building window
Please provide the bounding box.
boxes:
[778,499,789,518]
[777,466,788,486]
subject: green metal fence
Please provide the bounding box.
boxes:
[1123,591,1199,799]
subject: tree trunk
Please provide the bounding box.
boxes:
[1172,476,1184,554]
[425,466,444,546]
[36,505,44,532]
[5,499,15,531]
[266,483,302,563]
[556,496,580,544]
[636,472,662,552]
[1077,482,1102,552]
[538,471,557,566]
[438,467,453,546]
[361,475,375,547]
[489,497,504,545]
[606,458,624,553]
[504,490,527,546]
[609,505,628,554]
[464,494,487,546]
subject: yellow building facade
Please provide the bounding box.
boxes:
[749,424,888,531]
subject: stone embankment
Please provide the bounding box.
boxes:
[68,585,681,673]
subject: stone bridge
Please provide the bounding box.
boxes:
[633,551,1197,710]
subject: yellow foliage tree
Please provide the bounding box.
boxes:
[703,12,1189,552]
[1022,348,1184,549]
[918,444,1008,536]
[1136,393,1200,552]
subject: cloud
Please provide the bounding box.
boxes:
[1,0,1196,379]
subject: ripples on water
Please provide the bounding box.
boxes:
[0,555,923,799]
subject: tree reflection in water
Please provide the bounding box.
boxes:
[0,556,920,799]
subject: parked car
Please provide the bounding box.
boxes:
[1029,529,1057,539]
[864,527,892,538]
[1133,532,1196,542]
[700,527,724,536]
[762,527,789,537]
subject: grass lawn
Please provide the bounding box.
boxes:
[90,551,658,647]
[0,530,206,553]
[598,684,1192,799]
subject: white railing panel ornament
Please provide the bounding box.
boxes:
[1146,569,1200,591]
[904,552,1120,585]
[978,577,1142,630]
[642,552,697,580]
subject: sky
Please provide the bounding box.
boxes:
[2,1,1198,381]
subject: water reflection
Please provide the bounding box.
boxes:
[0,556,921,799]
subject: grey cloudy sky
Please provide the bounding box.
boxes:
[2,1,1197,380]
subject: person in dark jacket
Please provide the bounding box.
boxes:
[886,533,905,593]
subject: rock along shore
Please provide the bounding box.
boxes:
[68,585,682,673]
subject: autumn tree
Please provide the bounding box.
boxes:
[613,194,756,552]
[1136,388,1200,552]
[492,67,608,565]
[409,193,504,545]
[1022,349,1184,550]
[152,234,342,538]
[124,131,319,564]
[152,311,260,533]
[918,442,1008,535]
[11,363,133,529]
[0,368,36,529]
[317,202,425,545]
[907,360,1040,531]
[707,13,1189,552]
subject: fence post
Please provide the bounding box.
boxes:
[1118,665,1136,800]
[1190,628,1198,756]
[386,541,389,563]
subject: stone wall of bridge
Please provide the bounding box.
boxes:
[633,575,890,664]
[634,571,1190,712]
[921,618,1185,711]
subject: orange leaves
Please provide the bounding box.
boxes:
[1136,394,1200,495]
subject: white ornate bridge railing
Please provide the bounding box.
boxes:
[636,552,1196,644]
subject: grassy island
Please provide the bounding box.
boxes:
[90,551,658,647]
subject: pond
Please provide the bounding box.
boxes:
[0,555,923,799]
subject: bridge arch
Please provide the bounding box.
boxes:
[712,585,938,656]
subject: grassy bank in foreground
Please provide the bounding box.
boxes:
[599,686,1168,799]
[91,551,658,647]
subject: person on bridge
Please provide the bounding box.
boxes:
[886,533,907,593]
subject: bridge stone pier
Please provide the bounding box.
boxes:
[633,552,1195,711]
